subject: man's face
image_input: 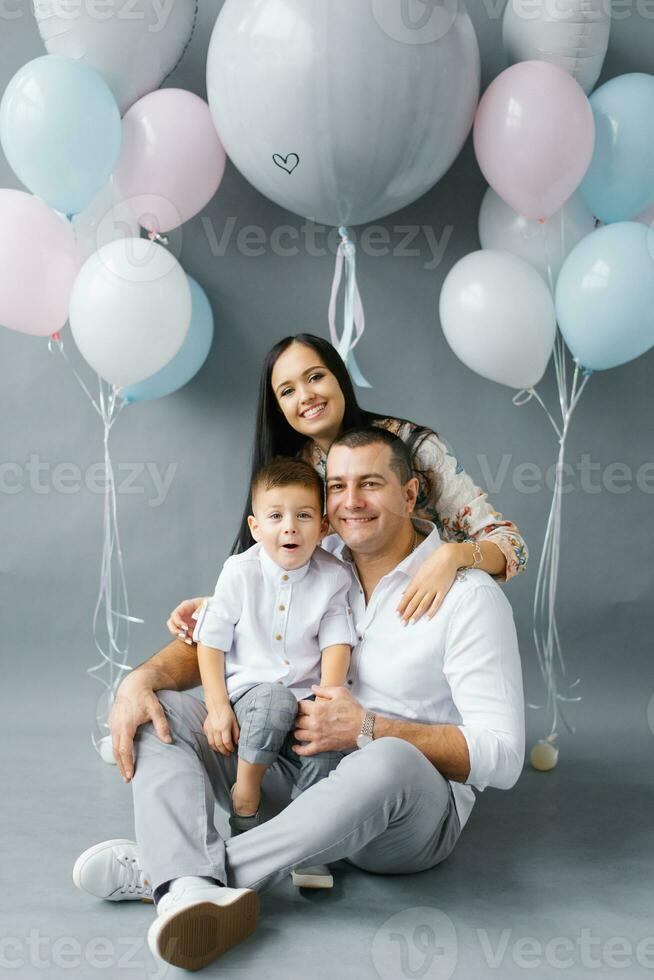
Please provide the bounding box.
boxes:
[325,442,418,555]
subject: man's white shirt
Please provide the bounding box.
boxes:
[323,519,526,829]
[193,542,355,701]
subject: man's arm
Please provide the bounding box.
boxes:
[372,716,470,782]
[130,637,202,692]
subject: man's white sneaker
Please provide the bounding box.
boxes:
[291,864,334,889]
[72,839,153,903]
[148,879,259,971]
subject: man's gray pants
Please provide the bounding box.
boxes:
[131,690,462,898]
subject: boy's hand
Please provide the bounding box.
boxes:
[203,704,240,756]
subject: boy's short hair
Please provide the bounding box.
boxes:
[329,426,414,485]
[251,457,325,512]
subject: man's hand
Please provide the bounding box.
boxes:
[109,673,173,782]
[292,686,365,756]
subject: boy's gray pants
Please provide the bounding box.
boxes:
[131,690,462,898]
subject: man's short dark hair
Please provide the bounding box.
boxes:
[329,427,414,485]
[251,456,324,512]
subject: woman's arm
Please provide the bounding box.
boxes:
[411,429,529,582]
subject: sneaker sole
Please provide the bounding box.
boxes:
[154,892,260,971]
[291,870,334,889]
[72,838,153,903]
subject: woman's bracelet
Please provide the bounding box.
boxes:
[471,540,483,569]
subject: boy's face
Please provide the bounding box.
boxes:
[247,483,328,570]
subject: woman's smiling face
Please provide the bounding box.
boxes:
[271,342,346,448]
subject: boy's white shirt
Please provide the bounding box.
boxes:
[193,542,355,701]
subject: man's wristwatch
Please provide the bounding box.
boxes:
[356,710,376,749]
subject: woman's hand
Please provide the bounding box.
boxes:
[396,543,462,625]
[203,703,240,756]
[166,597,206,644]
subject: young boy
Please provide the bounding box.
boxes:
[192,456,354,838]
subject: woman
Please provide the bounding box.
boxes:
[170,333,527,638]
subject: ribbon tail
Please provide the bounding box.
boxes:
[328,226,372,388]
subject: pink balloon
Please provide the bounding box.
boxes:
[0,189,80,336]
[633,203,654,226]
[474,60,595,221]
[113,88,226,234]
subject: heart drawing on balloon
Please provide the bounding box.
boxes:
[272,153,300,175]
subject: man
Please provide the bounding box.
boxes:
[72,427,525,972]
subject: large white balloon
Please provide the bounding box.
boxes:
[34,0,197,115]
[439,250,557,390]
[206,0,480,227]
[502,0,610,95]
[478,188,596,285]
[69,238,191,388]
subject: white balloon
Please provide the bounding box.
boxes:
[33,0,197,115]
[66,178,141,264]
[502,0,610,94]
[206,0,480,227]
[69,238,191,388]
[439,250,556,390]
[478,188,596,285]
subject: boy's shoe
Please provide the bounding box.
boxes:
[291,864,334,889]
[72,839,153,902]
[229,783,261,836]
[149,879,259,971]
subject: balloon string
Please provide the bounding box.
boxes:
[328,226,372,388]
[515,228,593,741]
[48,335,143,750]
[523,368,591,738]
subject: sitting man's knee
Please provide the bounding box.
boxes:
[362,737,427,781]
[154,689,205,733]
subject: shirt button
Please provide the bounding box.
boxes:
[346,607,352,614]
[282,574,289,582]
[275,634,282,641]
[278,604,286,612]
[347,679,353,686]
[283,659,290,665]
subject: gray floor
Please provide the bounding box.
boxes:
[3,633,653,980]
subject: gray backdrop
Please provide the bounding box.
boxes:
[1,1,653,754]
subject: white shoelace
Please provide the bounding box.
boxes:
[115,851,150,896]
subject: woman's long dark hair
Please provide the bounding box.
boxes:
[231,333,432,553]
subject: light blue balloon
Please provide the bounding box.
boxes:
[0,55,121,216]
[121,277,214,404]
[580,73,654,224]
[555,222,654,371]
